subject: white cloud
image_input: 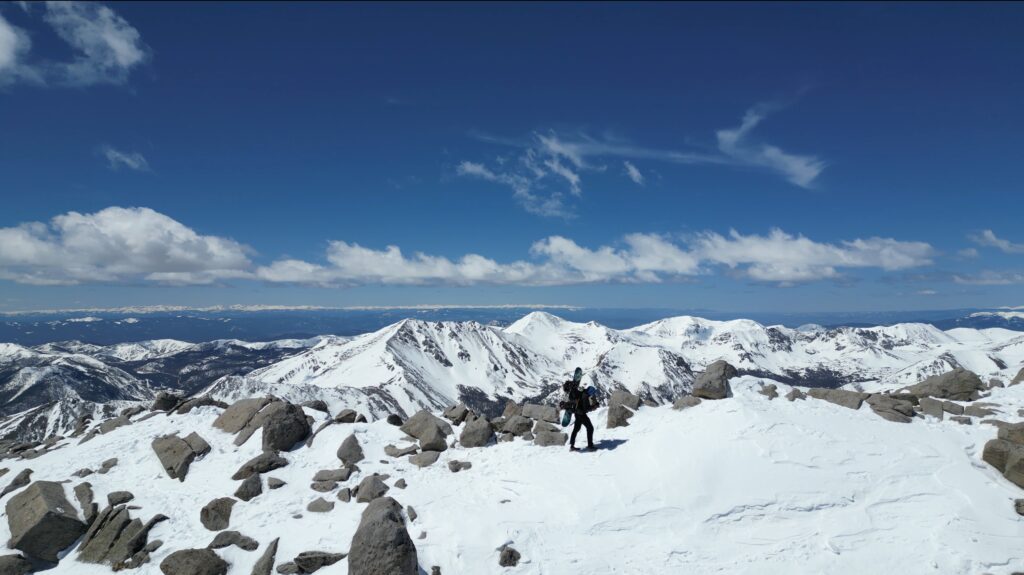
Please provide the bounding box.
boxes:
[953,271,1024,286]
[0,2,148,87]
[623,161,644,185]
[102,146,149,171]
[916,289,938,296]
[957,248,979,259]
[0,207,252,285]
[457,102,826,217]
[969,229,1024,254]
[715,106,826,188]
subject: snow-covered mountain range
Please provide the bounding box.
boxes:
[2,311,1023,441]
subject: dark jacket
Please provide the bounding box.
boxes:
[560,384,590,415]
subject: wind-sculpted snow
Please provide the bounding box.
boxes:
[2,378,1023,573]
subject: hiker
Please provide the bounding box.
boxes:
[560,379,595,451]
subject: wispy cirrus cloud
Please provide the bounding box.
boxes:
[456,102,826,217]
[0,2,149,88]
[953,271,1024,286]
[969,229,1024,254]
[101,146,150,172]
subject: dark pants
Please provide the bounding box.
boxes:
[570,411,594,448]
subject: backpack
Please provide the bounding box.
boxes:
[584,386,600,412]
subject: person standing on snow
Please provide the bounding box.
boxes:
[560,378,596,451]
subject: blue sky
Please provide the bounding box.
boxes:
[1,2,1022,312]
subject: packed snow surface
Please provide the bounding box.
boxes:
[3,378,1024,574]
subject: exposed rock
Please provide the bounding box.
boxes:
[502,402,523,418]
[348,497,417,575]
[807,388,869,410]
[337,488,351,503]
[989,378,1005,389]
[73,468,94,478]
[385,444,419,458]
[999,422,1024,444]
[234,475,262,502]
[400,409,453,440]
[1011,367,1024,386]
[0,469,32,498]
[965,404,999,418]
[522,403,559,423]
[99,457,120,473]
[502,415,534,436]
[74,481,98,524]
[610,390,641,411]
[498,432,514,443]
[355,475,389,503]
[333,409,359,423]
[919,397,944,419]
[175,396,228,415]
[606,404,634,429]
[784,388,806,402]
[6,481,87,562]
[337,434,365,466]
[260,402,312,451]
[232,451,288,480]
[250,537,279,575]
[307,497,334,513]
[983,439,1015,472]
[267,477,286,490]
[865,394,915,423]
[107,491,134,506]
[950,416,972,425]
[499,545,521,567]
[758,384,779,400]
[942,401,965,415]
[276,562,301,574]
[443,403,470,425]
[208,530,258,551]
[314,468,354,482]
[409,451,441,468]
[406,505,417,522]
[447,460,472,473]
[534,430,568,447]
[151,391,183,412]
[311,481,337,493]
[99,415,132,434]
[159,548,228,575]
[84,507,167,567]
[214,398,272,434]
[394,478,407,489]
[418,424,449,452]
[1016,499,1024,516]
[301,399,330,413]
[386,414,403,426]
[294,551,346,572]
[692,360,736,400]
[200,497,237,531]
[672,395,702,410]
[152,432,210,481]
[0,555,33,574]
[902,368,985,401]
[533,420,559,435]
[1004,450,1024,489]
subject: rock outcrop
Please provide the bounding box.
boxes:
[348,496,418,575]
[5,481,87,562]
[152,432,211,481]
[902,368,985,401]
[692,360,736,400]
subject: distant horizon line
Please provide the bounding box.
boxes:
[0,303,1019,316]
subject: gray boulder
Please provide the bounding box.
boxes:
[259,402,311,451]
[6,481,87,562]
[400,410,452,440]
[213,398,271,434]
[902,368,985,401]
[159,548,228,575]
[301,399,330,413]
[355,475,390,503]
[442,403,470,425]
[267,477,285,490]
[409,451,440,468]
[174,396,228,415]
[334,409,359,423]
[758,384,779,400]
[919,397,944,419]
[502,402,523,418]
[502,415,534,436]
[418,424,449,452]
[74,481,98,524]
[606,404,634,428]
[942,401,965,415]
[865,394,916,423]
[314,468,354,482]
[307,497,334,513]
[337,434,365,466]
[609,390,641,411]
[447,460,472,473]
[0,555,33,574]
[200,498,236,531]
[983,439,1016,473]
[499,545,521,567]
[337,488,352,502]
[234,475,262,502]
[785,388,807,402]
[384,444,419,458]
[152,432,210,481]
[534,431,568,447]
[0,469,32,498]
[672,395,702,410]
[294,551,346,572]
[311,481,337,493]
[208,530,258,551]
[999,422,1024,444]
[107,491,134,506]
[533,420,559,434]
[522,403,559,423]
[348,497,418,575]
[99,415,132,434]
[459,417,495,448]
[692,360,736,400]
[231,451,288,480]
[151,391,182,411]
[807,388,869,410]
[965,404,999,418]
[250,537,278,575]
[1011,367,1024,386]
[386,414,404,426]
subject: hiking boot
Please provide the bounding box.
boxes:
[569,446,578,452]
[586,445,596,451]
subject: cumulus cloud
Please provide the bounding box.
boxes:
[0,2,149,88]
[254,229,930,287]
[969,229,1024,254]
[623,161,644,185]
[457,102,825,217]
[101,146,149,171]
[0,207,252,285]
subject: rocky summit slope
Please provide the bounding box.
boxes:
[1,368,1023,574]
